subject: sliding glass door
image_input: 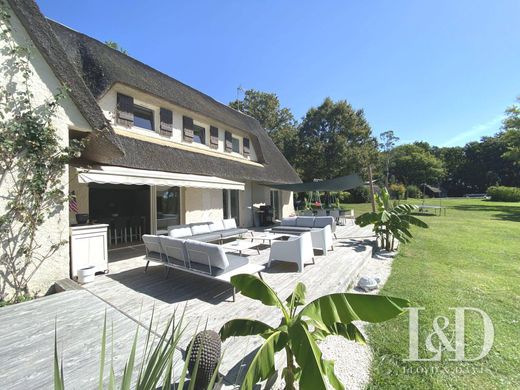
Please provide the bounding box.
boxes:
[223,189,240,224]
[156,186,180,234]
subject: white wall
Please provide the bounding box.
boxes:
[184,188,224,224]
[98,84,259,162]
[281,191,295,218]
[0,6,92,298]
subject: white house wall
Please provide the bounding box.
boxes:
[97,84,260,163]
[0,5,92,297]
[184,188,224,224]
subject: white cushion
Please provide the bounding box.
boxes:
[296,217,315,227]
[185,240,229,270]
[191,223,211,235]
[223,218,237,229]
[209,220,225,232]
[169,226,192,238]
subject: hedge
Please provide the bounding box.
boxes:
[486,186,520,202]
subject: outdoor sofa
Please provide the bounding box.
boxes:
[167,218,249,243]
[270,216,337,238]
[142,234,264,301]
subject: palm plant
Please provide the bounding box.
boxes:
[356,187,428,251]
[54,309,221,390]
[219,274,409,390]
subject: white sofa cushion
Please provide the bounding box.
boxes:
[191,223,211,235]
[296,217,315,228]
[209,220,225,232]
[159,236,187,261]
[223,218,237,229]
[185,240,229,270]
[168,226,192,238]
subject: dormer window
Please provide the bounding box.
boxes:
[193,124,206,144]
[232,136,240,153]
[134,105,154,131]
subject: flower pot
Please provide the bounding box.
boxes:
[77,266,96,284]
[75,213,89,224]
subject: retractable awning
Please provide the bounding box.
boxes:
[267,174,363,192]
[77,166,245,190]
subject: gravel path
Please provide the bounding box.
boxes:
[273,249,398,390]
[319,249,397,390]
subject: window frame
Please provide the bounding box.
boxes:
[192,124,206,145]
[133,104,155,131]
[231,136,240,153]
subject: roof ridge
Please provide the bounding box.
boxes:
[46,18,264,130]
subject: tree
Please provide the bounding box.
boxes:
[297,98,378,182]
[220,274,409,390]
[379,130,399,187]
[501,97,520,164]
[229,89,298,164]
[390,143,444,185]
[104,40,128,55]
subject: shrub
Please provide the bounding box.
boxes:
[406,185,421,199]
[389,183,406,200]
[349,187,371,203]
[487,186,520,202]
[337,191,351,203]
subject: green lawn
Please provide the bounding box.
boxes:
[342,198,520,389]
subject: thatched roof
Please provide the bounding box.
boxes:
[46,20,300,184]
[7,0,300,184]
[6,0,124,159]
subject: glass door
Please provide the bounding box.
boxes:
[156,186,180,234]
[270,190,280,220]
[223,189,240,224]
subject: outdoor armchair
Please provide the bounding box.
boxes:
[310,225,334,255]
[268,232,314,272]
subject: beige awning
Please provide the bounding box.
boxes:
[77,166,245,190]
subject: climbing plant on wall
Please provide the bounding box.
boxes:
[0,4,83,302]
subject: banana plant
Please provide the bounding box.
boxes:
[356,187,428,251]
[219,274,409,390]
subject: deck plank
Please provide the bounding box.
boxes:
[0,224,375,388]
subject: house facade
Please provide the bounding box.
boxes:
[1,0,300,297]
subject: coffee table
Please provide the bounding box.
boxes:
[221,239,261,255]
[250,232,286,246]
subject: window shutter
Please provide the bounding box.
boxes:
[209,126,219,149]
[225,131,233,152]
[243,137,250,156]
[116,93,134,126]
[160,108,173,136]
[183,116,194,142]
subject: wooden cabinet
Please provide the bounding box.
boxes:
[70,224,109,278]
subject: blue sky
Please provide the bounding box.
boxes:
[37,0,520,147]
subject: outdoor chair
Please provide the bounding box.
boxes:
[268,232,314,272]
[310,225,334,255]
[316,209,327,216]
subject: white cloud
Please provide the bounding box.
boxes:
[440,115,504,147]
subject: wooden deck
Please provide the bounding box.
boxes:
[0,224,375,388]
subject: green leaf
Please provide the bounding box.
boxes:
[241,331,287,390]
[286,282,307,312]
[289,323,343,390]
[230,274,289,318]
[312,322,366,344]
[54,324,65,390]
[120,326,138,390]
[220,319,274,342]
[300,293,409,328]
[97,311,107,390]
